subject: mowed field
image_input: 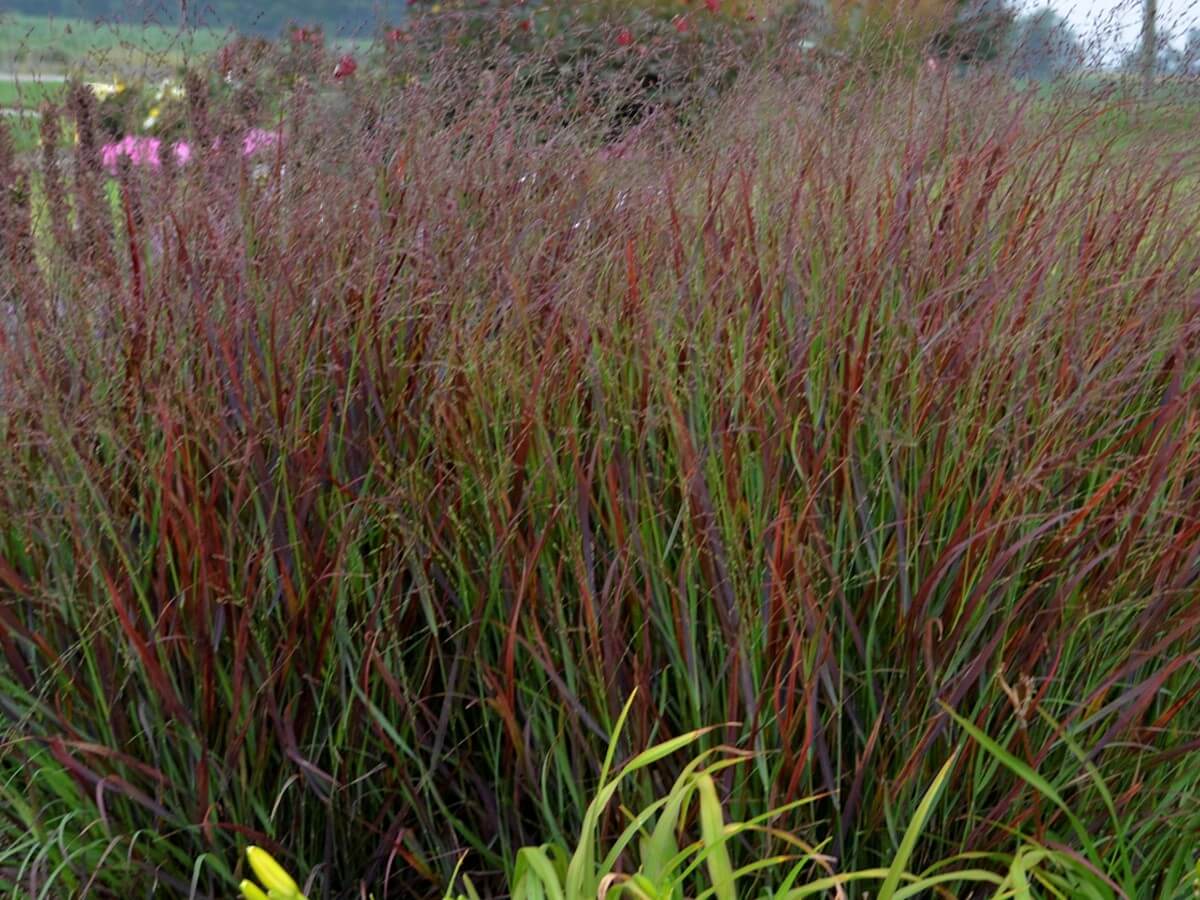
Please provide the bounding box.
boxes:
[0,75,65,110]
[0,12,226,75]
[0,13,224,150]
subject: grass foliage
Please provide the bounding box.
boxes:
[0,10,1199,897]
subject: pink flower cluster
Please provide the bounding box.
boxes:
[242,128,280,156]
[100,129,280,174]
[101,136,182,172]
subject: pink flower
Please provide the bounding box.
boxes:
[129,136,161,168]
[616,27,634,47]
[242,128,280,156]
[705,0,719,11]
[100,136,163,173]
[101,143,121,173]
[673,16,690,33]
[99,129,279,175]
[144,138,163,168]
[333,54,358,80]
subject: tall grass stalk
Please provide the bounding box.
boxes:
[0,16,1198,896]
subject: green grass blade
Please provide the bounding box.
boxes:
[878,751,958,900]
[942,703,1097,860]
[695,774,734,900]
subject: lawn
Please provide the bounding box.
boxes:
[0,11,227,74]
[0,77,64,109]
[0,7,1199,900]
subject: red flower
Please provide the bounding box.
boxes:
[385,27,405,45]
[518,18,532,31]
[292,27,322,48]
[616,27,634,47]
[333,54,358,80]
[705,0,719,11]
[673,15,690,33]
[293,27,323,46]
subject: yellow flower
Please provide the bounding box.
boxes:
[243,846,307,900]
[154,79,185,101]
[86,81,119,100]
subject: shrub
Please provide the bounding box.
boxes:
[379,0,813,140]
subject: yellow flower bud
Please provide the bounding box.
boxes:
[239,880,270,900]
[246,847,301,898]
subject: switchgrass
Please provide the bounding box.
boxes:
[0,18,1199,898]
[241,695,1145,899]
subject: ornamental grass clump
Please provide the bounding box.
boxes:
[0,10,1198,898]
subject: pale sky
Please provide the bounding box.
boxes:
[1018,0,1200,59]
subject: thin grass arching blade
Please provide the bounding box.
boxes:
[878,750,958,900]
[940,703,1099,863]
[695,774,735,900]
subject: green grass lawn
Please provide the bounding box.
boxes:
[0,111,40,153]
[1025,73,1200,174]
[0,12,227,75]
[0,77,64,109]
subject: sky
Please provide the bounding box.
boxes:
[1017,0,1200,58]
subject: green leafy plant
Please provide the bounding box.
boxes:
[436,694,1100,900]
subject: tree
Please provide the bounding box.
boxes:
[1007,7,1082,79]
[826,0,1014,64]
[927,0,1014,62]
[4,0,409,34]
[1177,27,1200,75]
[1118,25,1200,77]
[1140,0,1156,92]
